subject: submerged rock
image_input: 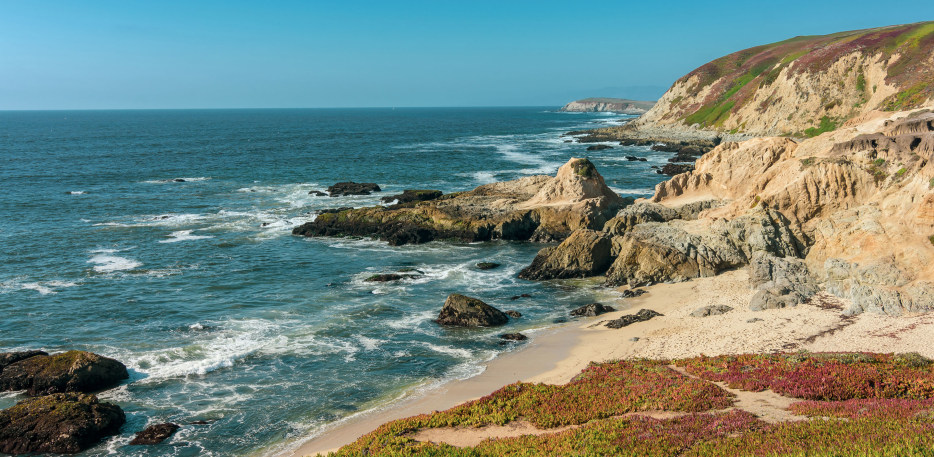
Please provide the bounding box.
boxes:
[0,350,128,396]
[308,190,327,196]
[130,423,180,445]
[586,144,613,151]
[380,189,443,204]
[364,273,418,282]
[436,294,509,327]
[505,310,522,318]
[0,393,125,455]
[690,305,734,317]
[327,182,381,197]
[476,262,501,270]
[499,333,528,341]
[605,309,663,329]
[570,303,616,317]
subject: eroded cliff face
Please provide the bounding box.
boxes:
[560,98,656,114]
[599,22,934,139]
[643,109,934,315]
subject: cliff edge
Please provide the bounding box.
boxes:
[560,98,656,114]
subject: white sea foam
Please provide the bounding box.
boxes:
[420,342,473,359]
[19,280,78,295]
[357,336,385,351]
[609,187,656,196]
[66,190,86,195]
[159,230,214,243]
[88,250,142,273]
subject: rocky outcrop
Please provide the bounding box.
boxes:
[605,309,663,329]
[570,303,616,317]
[518,230,613,280]
[0,351,129,396]
[365,273,419,282]
[294,158,626,246]
[476,262,500,270]
[748,254,819,311]
[0,393,125,455]
[130,423,179,445]
[380,190,443,204]
[0,351,47,374]
[327,182,381,197]
[436,294,509,327]
[560,98,656,114]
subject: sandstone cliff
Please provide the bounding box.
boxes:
[596,21,934,140]
[560,98,656,114]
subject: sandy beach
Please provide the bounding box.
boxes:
[283,267,934,456]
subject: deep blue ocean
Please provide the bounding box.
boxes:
[0,108,669,456]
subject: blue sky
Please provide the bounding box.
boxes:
[1,1,932,109]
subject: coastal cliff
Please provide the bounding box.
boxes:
[560,97,656,114]
[596,21,934,141]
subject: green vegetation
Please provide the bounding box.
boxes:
[896,167,908,177]
[572,159,596,178]
[883,82,931,111]
[804,116,838,137]
[929,177,934,189]
[874,158,887,166]
[856,71,867,92]
[329,353,934,456]
[929,235,934,246]
[800,157,815,167]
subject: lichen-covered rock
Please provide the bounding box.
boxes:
[129,422,179,445]
[748,254,819,311]
[0,351,128,396]
[570,303,616,317]
[603,200,723,236]
[518,229,613,280]
[823,258,934,315]
[605,309,663,329]
[436,294,509,327]
[0,393,125,454]
[0,351,47,374]
[690,305,733,317]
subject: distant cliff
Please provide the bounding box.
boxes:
[560,98,656,114]
[624,21,934,137]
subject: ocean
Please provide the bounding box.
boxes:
[0,107,670,456]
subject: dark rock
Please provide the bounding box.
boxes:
[499,333,528,341]
[564,140,573,143]
[570,303,616,317]
[364,273,418,282]
[552,317,568,324]
[326,182,381,197]
[380,190,443,204]
[173,178,186,182]
[189,420,211,425]
[505,310,522,318]
[586,144,613,151]
[509,293,532,300]
[657,163,694,176]
[0,351,47,374]
[317,207,354,215]
[397,267,422,273]
[605,309,663,329]
[629,337,641,342]
[625,156,647,161]
[436,294,508,327]
[690,305,734,317]
[668,153,698,163]
[308,190,327,196]
[0,393,125,455]
[476,262,501,270]
[130,422,179,445]
[622,289,647,298]
[0,351,129,396]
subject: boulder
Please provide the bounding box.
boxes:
[690,305,733,317]
[130,422,179,445]
[0,351,129,396]
[518,229,613,280]
[308,190,327,196]
[622,289,647,298]
[476,262,501,270]
[0,393,125,455]
[499,333,528,341]
[605,309,663,329]
[436,294,509,327]
[0,351,47,374]
[327,182,381,197]
[625,156,647,161]
[380,190,443,204]
[505,310,522,318]
[748,254,819,311]
[657,163,694,176]
[586,144,613,151]
[570,303,616,317]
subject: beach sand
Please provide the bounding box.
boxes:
[283,268,934,456]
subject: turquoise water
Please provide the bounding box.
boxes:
[0,108,669,456]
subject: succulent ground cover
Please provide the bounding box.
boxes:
[327,352,934,456]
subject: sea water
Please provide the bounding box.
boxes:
[0,108,670,456]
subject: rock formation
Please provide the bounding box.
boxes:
[0,393,125,454]
[130,422,179,445]
[0,350,129,396]
[436,294,509,327]
[294,158,626,245]
[327,182,381,196]
[570,303,616,317]
[560,98,656,114]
